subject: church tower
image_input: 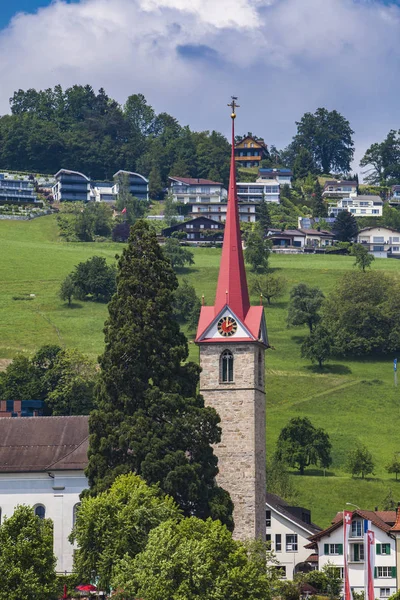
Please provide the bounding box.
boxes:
[195,99,268,541]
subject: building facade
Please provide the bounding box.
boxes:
[322,180,358,199]
[0,174,38,204]
[169,177,226,204]
[196,108,268,540]
[162,216,224,242]
[0,416,89,574]
[266,492,321,580]
[328,195,383,218]
[237,181,280,204]
[234,135,269,168]
[112,171,149,201]
[308,510,399,598]
[53,170,91,203]
[258,168,293,188]
[357,227,400,257]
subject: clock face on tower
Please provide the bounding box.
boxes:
[217,316,238,337]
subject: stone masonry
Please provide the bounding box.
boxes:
[199,342,266,540]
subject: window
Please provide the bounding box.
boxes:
[200,224,204,229]
[372,210,379,214]
[244,143,248,148]
[275,534,282,552]
[393,237,399,242]
[186,224,194,229]
[34,505,46,519]
[380,589,391,597]
[361,209,367,214]
[351,519,362,537]
[286,534,298,551]
[351,543,364,562]
[377,567,395,578]
[220,350,234,383]
[393,247,399,252]
[324,543,343,555]
[373,246,384,252]
[377,544,391,555]
[73,503,81,527]
[266,510,271,527]
[266,534,271,545]
[250,143,254,147]
[373,237,385,243]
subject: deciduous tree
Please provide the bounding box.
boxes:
[244,224,271,273]
[59,274,76,305]
[71,256,117,302]
[301,325,332,368]
[86,221,233,528]
[250,273,287,305]
[163,237,194,269]
[287,283,324,333]
[111,517,276,600]
[70,473,180,592]
[275,417,332,475]
[0,505,57,600]
[345,444,375,479]
[351,243,374,272]
[386,454,400,481]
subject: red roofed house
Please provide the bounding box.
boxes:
[0,416,89,575]
[195,102,268,541]
[307,508,400,597]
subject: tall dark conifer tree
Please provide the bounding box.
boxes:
[312,179,327,218]
[86,221,233,529]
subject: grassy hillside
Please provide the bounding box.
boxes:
[2,215,400,527]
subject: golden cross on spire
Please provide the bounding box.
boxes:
[228,96,239,119]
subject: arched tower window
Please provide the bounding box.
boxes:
[258,350,263,387]
[220,350,234,383]
[34,505,46,519]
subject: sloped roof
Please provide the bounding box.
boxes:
[266,492,321,534]
[308,509,396,544]
[0,416,89,472]
[169,177,223,186]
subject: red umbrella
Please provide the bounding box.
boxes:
[76,584,97,592]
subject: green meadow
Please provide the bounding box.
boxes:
[1,215,400,527]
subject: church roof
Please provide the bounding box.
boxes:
[0,416,89,473]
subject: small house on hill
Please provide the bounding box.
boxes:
[267,228,306,248]
[234,135,269,168]
[358,226,400,258]
[162,216,224,242]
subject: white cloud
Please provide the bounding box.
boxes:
[0,0,400,170]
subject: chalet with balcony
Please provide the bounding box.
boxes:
[357,227,400,257]
[234,135,269,168]
[307,508,400,598]
[322,180,358,199]
[162,216,224,242]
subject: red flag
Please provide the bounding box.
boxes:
[343,511,353,600]
[121,207,127,214]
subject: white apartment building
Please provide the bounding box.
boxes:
[329,195,383,218]
[266,493,321,579]
[0,416,89,575]
[357,227,400,258]
[168,177,227,204]
[322,180,358,199]
[258,168,293,188]
[307,510,399,598]
[237,180,280,204]
[190,201,258,223]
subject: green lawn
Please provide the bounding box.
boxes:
[1,216,400,527]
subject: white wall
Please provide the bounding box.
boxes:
[0,470,87,574]
[317,521,397,597]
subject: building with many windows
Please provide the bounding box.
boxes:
[162,216,224,242]
[266,493,321,580]
[169,177,227,204]
[0,174,38,204]
[237,180,280,204]
[307,509,400,598]
[258,168,292,188]
[328,195,383,218]
[0,416,89,574]
[234,135,269,168]
[357,227,400,258]
[322,180,358,199]
[53,170,91,202]
[112,170,149,201]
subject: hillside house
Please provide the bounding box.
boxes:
[162,216,224,242]
[189,201,258,223]
[234,135,269,168]
[301,229,335,248]
[267,228,306,248]
[329,195,383,218]
[389,186,400,205]
[322,180,358,199]
[237,180,280,204]
[258,168,293,188]
[357,227,400,258]
[169,177,226,204]
[53,170,91,202]
[0,174,38,204]
[0,416,89,574]
[307,509,400,598]
[113,170,149,201]
[266,492,321,580]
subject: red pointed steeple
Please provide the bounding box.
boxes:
[214,100,250,322]
[195,98,267,346]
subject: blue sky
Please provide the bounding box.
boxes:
[0,0,400,170]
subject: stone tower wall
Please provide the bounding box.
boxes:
[199,342,266,540]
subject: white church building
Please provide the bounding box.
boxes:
[0,416,89,574]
